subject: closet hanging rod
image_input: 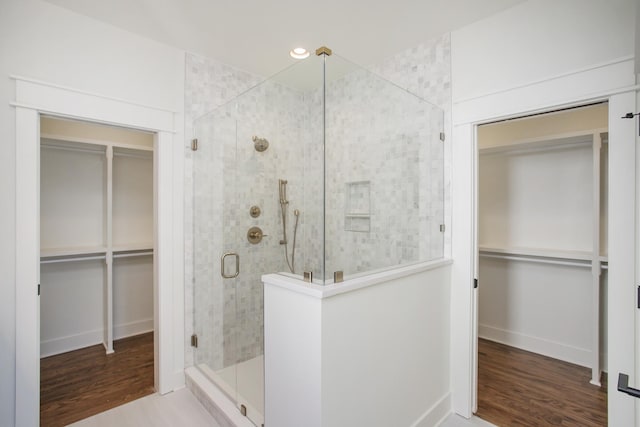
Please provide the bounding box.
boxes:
[40,255,106,264]
[479,253,592,268]
[113,251,153,259]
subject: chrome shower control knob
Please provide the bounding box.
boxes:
[247,226,267,244]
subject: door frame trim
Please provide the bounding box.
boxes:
[13,76,185,426]
[450,58,637,425]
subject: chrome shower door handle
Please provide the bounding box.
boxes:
[221,252,240,278]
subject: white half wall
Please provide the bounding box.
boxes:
[264,261,452,427]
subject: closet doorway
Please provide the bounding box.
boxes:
[475,103,608,426]
[38,116,155,425]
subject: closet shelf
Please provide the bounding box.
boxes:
[41,246,107,258]
[113,243,154,253]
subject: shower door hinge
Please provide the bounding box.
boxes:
[440,132,445,142]
[240,404,247,416]
[439,224,445,232]
[191,334,198,348]
[37,283,40,296]
[191,138,198,151]
[474,278,478,289]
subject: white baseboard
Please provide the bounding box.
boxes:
[113,318,154,340]
[412,393,451,427]
[41,318,154,357]
[41,329,103,357]
[479,324,590,367]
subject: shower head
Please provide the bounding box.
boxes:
[252,135,269,152]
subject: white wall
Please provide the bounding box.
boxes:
[450,0,637,419]
[452,0,635,103]
[0,0,185,423]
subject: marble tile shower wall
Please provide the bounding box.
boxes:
[184,33,452,370]
[186,53,260,369]
[220,83,308,365]
[321,68,444,277]
[370,33,452,255]
[299,70,443,278]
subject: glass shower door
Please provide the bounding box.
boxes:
[192,109,240,416]
[193,101,265,426]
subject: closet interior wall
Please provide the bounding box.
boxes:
[478,103,609,386]
[39,117,154,357]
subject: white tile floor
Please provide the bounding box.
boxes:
[69,388,220,427]
[71,387,495,427]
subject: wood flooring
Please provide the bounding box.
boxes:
[40,332,154,427]
[476,339,607,427]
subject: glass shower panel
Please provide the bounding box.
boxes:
[228,57,324,424]
[192,55,325,425]
[324,54,445,280]
[192,108,239,410]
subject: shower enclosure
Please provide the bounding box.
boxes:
[191,48,444,426]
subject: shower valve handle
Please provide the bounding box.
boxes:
[247,226,267,244]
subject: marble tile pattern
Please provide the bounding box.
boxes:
[184,33,452,373]
[320,65,445,276]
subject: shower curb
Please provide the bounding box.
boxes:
[185,366,255,427]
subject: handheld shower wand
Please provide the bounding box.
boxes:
[278,179,299,273]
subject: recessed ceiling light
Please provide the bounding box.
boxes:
[289,47,310,59]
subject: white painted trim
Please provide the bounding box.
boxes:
[41,329,102,358]
[451,122,475,418]
[10,75,178,114]
[155,131,173,394]
[454,55,635,104]
[591,132,602,386]
[453,59,637,126]
[12,77,175,132]
[105,146,114,354]
[262,258,453,299]
[478,326,591,368]
[40,319,154,358]
[114,319,154,340]
[606,91,636,426]
[15,107,40,427]
[451,56,637,423]
[411,393,451,427]
[13,78,184,425]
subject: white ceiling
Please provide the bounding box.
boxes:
[44,0,525,77]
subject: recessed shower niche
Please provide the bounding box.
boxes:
[190,48,444,425]
[344,181,371,232]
